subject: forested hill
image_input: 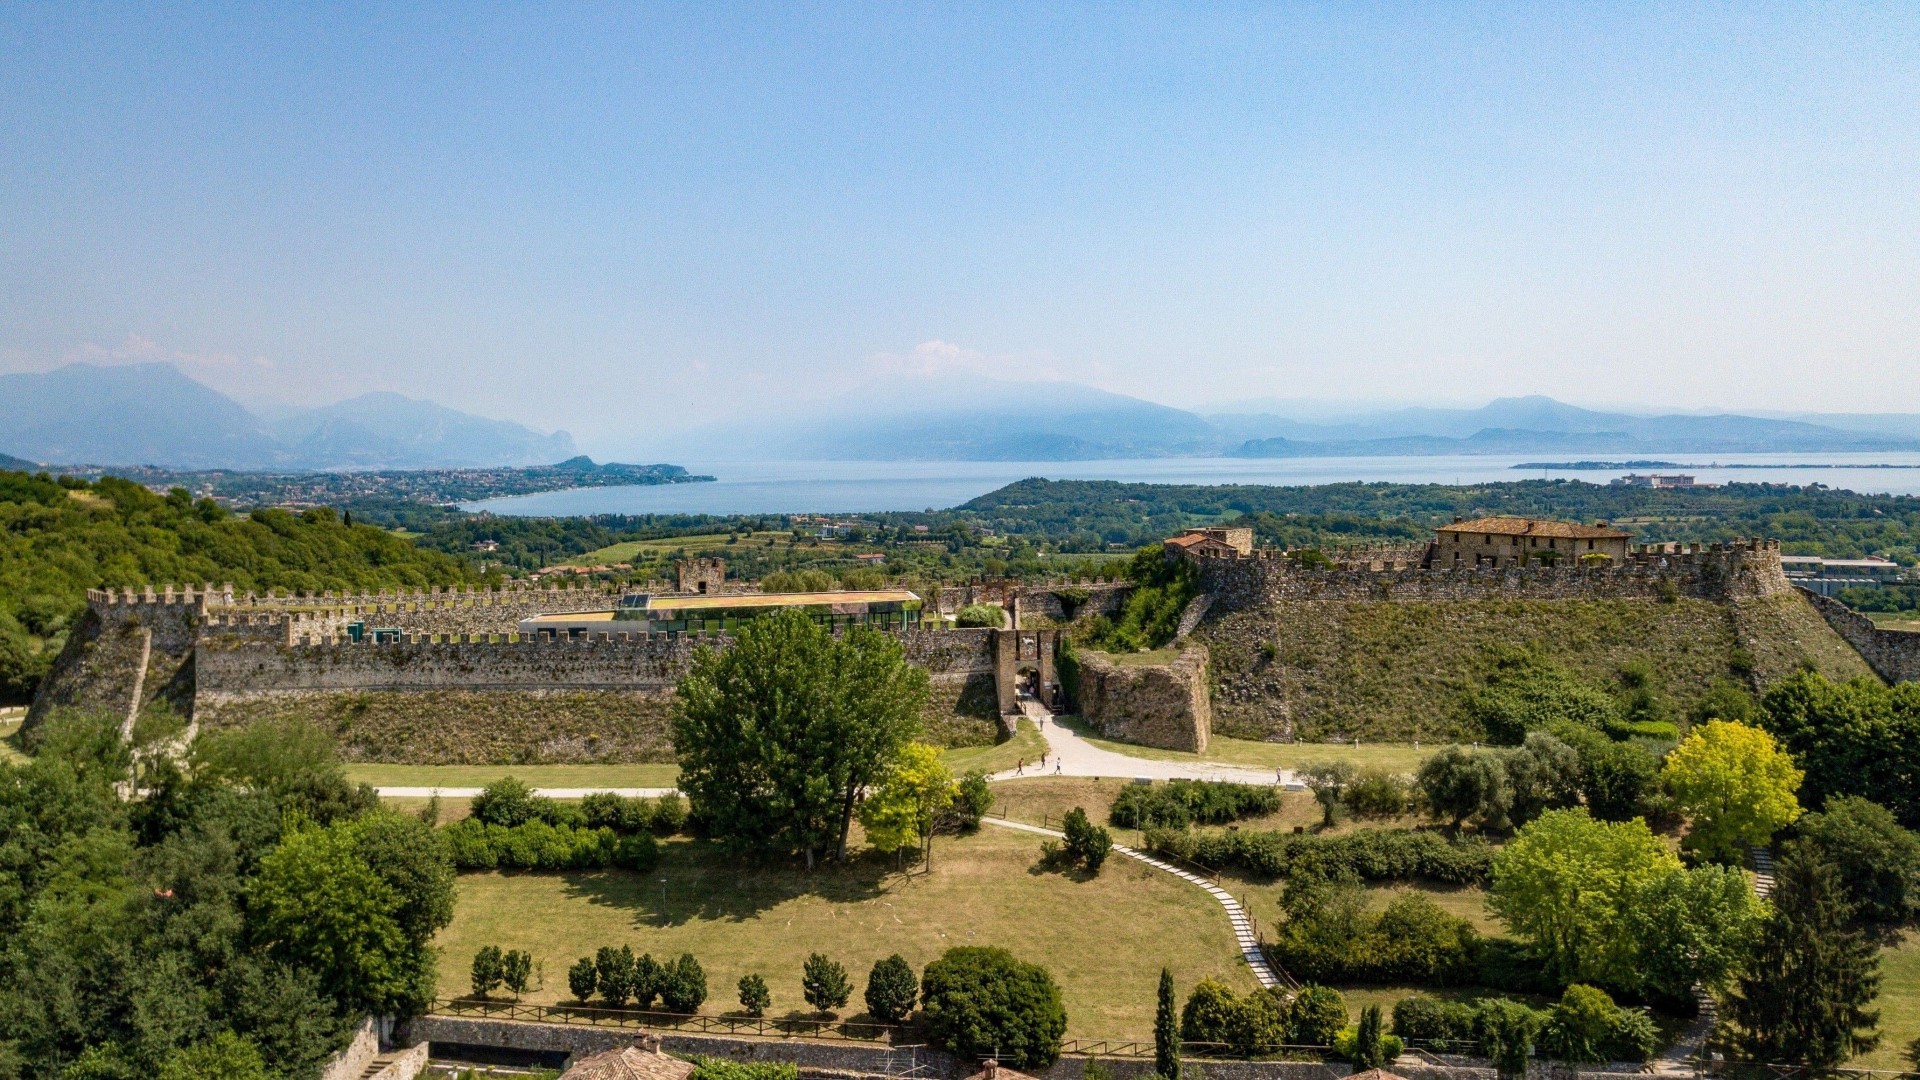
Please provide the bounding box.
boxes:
[0,469,489,701]
[956,478,1920,563]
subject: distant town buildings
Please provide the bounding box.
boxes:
[1780,554,1908,596]
[1435,516,1631,567]
[1612,473,1704,489]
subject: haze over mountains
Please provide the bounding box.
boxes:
[6,362,1920,471]
[0,363,577,470]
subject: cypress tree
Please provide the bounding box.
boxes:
[1354,1004,1386,1069]
[1725,844,1881,1066]
[1155,967,1180,1080]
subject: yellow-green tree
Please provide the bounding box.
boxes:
[1662,720,1803,861]
[858,741,957,869]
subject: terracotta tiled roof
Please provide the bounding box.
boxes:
[1435,516,1629,540]
[1164,532,1211,549]
[965,1063,1041,1080]
[560,1044,696,1080]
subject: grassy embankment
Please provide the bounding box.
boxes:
[1197,594,1874,743]
[435,823,1258,1039]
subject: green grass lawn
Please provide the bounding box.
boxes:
[1849,929,1920,1070]
[344,762,682,789]
[346,726,1043,792]
[435,826,1260,1039]
[1055,719,1439,774]
[563,531,799,567]
[940,719,1045,776]
[1866,612,1920,633]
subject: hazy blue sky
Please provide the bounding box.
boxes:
[3,4,1917,453]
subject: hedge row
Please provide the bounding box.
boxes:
[441,818,660,871]
[1143,826,1493,884]
[1109,780,1281,830]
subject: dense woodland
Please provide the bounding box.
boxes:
[0,470,485,702]
[0,712,453,1078]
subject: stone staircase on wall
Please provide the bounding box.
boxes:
[1173,594,1214,641]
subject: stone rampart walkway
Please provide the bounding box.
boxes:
[979,815,1284,990]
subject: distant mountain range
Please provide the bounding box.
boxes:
[0,363,578,470]
[8,363,1920,469]
[691,382,1920,461]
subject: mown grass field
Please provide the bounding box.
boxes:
[345,762,683,789]
[434,826,1261,1039]
[349,721,1049,794]
[1866,612,1920,633]
[1847,930,1920,1070]
[563,531,801,566]
[1056,720,1438,775]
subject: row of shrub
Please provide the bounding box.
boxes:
[567,946,709,1012]
[1109,779,1281,829]
[441,818,660,871]
[1392,986,1659,1065]
[556,944,1065,1069]
[470,946,537,1000]
[1144,825,1494,884]
[470,776,688,835]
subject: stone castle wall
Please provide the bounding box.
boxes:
[1189,540,1791,613]
[194,626,995,699]
[1075,646,1211,753]
[1797,587,1920,684]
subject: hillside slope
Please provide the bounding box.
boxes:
[1195,593,1875,742]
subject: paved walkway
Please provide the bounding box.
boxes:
[991,700,1297,787]
[979,815,1284,990]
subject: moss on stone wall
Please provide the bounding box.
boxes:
[1195,593,1875,743]
[920,673,1001,748]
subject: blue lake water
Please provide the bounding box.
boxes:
[461,454,1920,517]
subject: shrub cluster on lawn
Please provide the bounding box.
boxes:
[566,946,707,1012]
[1269,880,1479,985]
[1109,779,1282,829]
[440,778,681,870]
[1144,826,1493,884]
[920,946,1067,1069]
[1391,985,1658,1064]
[440,818,660,871]
[1180,980,1348,1054]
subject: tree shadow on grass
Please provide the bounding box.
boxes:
[557,837,895,927]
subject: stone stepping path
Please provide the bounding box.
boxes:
[1649,844,1777,1075]
[980,817,1284,990]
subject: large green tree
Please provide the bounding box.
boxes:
[1761,671,1920,827]
[1726,844,1881,1066]
[673,609,927,863]
[1489,809,1692,990]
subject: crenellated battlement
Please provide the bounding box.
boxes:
[1188,537,1792,612]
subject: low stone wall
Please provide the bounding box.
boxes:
[1076,647,1211,753]
[1798,588,1920,683]
[319,1018,379,1080]
[396,1016,1498,1080]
